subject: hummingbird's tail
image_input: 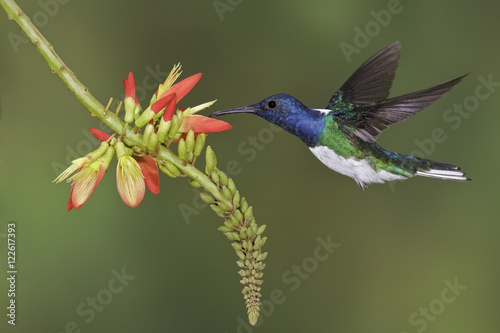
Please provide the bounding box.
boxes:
[411,158,469,181]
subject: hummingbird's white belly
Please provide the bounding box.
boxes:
[309,145,406,189]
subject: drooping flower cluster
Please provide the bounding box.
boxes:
[54,64,232,210]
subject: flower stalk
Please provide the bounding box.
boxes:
[1,0,266,324]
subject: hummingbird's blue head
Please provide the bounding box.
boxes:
[210,93,325,146]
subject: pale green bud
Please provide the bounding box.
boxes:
[218,226,231,233]
[193,133,206,157]
[228,178,236,194]
[221,186,233,201]
[231,242,242,252]
[256,225,266,236]
[218,170,229,186]
[256,252,268,261]
[205,146,217,174]
[218,199,233,212]
[157,119,171,143]
[186,130,195,153]
[200,192,214,204]
[168,114,181,139]
[244,206,253,220]
[147,131,159,151]
[142,123,154,146]
[124,96,136,123]
[178,138,187,160]
[189,179,202,188]
[232,191,240,207]
[240,197,248,213]
[210,171,220,184]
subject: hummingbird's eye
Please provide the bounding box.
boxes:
[267,100,277,109]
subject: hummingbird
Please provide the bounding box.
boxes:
[210,42,470,189]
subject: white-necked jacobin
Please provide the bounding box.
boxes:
[210,42,470,189]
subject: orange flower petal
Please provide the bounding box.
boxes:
[123,72,138,104]
[151,94,176,113]
[179,115,232,133]
[134,155,160,195]
[116,156,146,208]
[90,128,111,142]
[68,164,106,210]
[158,73,202,103]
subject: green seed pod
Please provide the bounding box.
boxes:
[252,250,259,259]
[200,192,214,204]
[224,232,235,241]
[186,130,195,153]
[227,178,236,193]
[218,170,229,186]
[193,133,206,157]
[236,260,245,268]
[231,232,241,241]
[238,270,246,277]
[205,146,217,174]
[189,179,202,188]
[218,226,231,233]
[256,225,266,236]
[178,138,187,160]
[247,241,254,252]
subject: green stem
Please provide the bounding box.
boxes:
[0,0,230,207]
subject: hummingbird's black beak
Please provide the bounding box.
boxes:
[210,106,258,118]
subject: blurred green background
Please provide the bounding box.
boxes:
[1,0,499,332]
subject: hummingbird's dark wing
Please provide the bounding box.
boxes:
[327,41,401,109]
[346,74,468,142]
